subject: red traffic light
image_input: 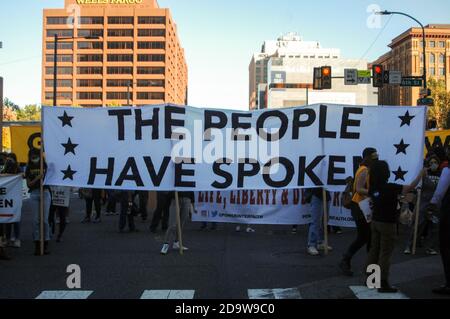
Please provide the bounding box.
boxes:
[374,66,382,74]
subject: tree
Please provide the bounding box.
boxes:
[427,78,450,129]
[3,106,17,121]
[16,104,41,121]
[3,98,20,112]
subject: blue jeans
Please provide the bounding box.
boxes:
[308,196,326,247]
[31,189,51,242]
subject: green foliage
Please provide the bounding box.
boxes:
[16,104,41,121]
[3,98,20,112]
[427,78,450,129]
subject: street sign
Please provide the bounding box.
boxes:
[401,77,423,87]
[344,69,358,86]
[389,71,402,85]
[417,97,434,106]
[357,77,371,84]
[383,71,390,84]
[358,70,371,78]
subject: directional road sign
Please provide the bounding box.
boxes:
[344,69,358,86]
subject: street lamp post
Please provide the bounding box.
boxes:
[52,35,100,107]
[376,10,427,91]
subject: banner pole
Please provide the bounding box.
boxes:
[322,188,329,256]
[39,109,44,256]
[412,188,422,255]
[174,191,183,256]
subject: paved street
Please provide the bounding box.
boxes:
[0,193,449,300]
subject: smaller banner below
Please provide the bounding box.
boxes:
[193,190,356,227]
[50,186,71,207]
[0,175,23,223]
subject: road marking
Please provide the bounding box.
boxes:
[140,290,195,299]
[350,286,409,299]
[248,288,302,299]
[36,291,93,299]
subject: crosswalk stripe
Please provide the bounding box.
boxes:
[248,288,302,299]
[140,290,195,299]
[36,291,93,299]
[349,286,409,299]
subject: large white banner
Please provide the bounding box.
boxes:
[43,104,426,192]
[193,190,356,227]
[0,175,23,223]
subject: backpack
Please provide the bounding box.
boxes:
[341,176,354,209]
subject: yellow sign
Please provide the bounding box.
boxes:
[2,127,11,151]
[9,126,41,164]
[357,70,371,78]
[76,0,143,4]
[425,129,450,155]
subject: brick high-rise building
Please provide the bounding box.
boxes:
[372,24,450,106]
[42,0,187,107]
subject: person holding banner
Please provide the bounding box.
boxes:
[81,188,102,224]
[339,148,378,276]
[367,161,425,293]
[25,149,51,256]
[150,192,171,233]
[160,192,194,255]
[428,147,450,296]
[306,188,332,256]
[49,187,71,243]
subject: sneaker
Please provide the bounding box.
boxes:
[81,217,91,224]
[307,246,320,256]
[404,247,412,255]
[291,227,297,234]
[317,243,333,251]
[235,226,241,232]
[105,212,112,216]
[172,242,189,251]
[246,227,255,233]
[11,240,21,248]
[160,243,170,255]
[93,217,101,224]
[426,248,438,255]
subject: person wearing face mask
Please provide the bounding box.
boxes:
[339,147,379,276]
[428,146,450,295]
[404,155,442,255]
[25,149,51,256]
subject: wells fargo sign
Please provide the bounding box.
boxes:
[75,0,144,4]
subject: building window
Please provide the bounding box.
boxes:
[138,17,166,24]
[45,92,72,100]
[77,41,103,49]
[439,54,445,64]
[46,29,74,37]
[108,17,134,24]
[107,41,133,49]
[106,92,129,100]
[107,67,133,74]
[430,67,436,76]
[429,41,436,48]
[430,53,435,64]
[46,42,73,50]
[439,41,445,48]
[137,41,165,49]
[137,92,165,100]
[107,54,133,62]
[45,79,72,87]
[46,54,73,62]
[138,29,165,37]
[77,79,102,87]
[137,54,165,62]
[107,79,132,87]
[107,29,134,37]
[46,67,73,75]
[78,17,104,25]
[77,54,103,62]
[77,92,102,100]
[77,67,103,75]
[137,67,165,74]
[137,79,165,87]
[439,68,445,76]
[47,17,69,25]
[78,29,103,38]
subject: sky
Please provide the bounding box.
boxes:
[0,0,449,110]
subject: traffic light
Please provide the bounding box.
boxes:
[321,66,332,89]
[313,67,322,90]
[372,64,383,88]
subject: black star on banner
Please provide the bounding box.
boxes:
[61,165,77,181]
[61,138,78,155]
[399,111,415,127]
[394,139,410,155]
[58,111,74,127]
[393,167,408,182]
